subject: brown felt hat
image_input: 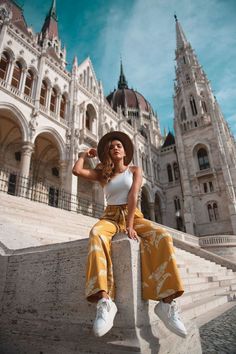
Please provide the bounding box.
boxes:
[97,131,134,165]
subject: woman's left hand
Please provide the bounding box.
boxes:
[125,226,139,241]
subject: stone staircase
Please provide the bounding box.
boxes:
[0,192,236,354]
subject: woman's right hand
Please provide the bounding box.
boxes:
[84,148,97,158]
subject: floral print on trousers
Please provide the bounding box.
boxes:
[86,205,184,302]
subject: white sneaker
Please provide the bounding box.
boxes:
[93,297,118,337]
[155,300,187,338]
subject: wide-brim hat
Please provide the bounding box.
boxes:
[97,131,134,165]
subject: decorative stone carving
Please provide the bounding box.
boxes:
[29,111,39,140]
[0,5,11,23]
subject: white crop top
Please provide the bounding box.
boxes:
[103,168,133,205]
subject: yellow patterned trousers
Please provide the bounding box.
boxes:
[86,205,184,302]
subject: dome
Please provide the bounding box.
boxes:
[107,88,153,113]
[106,62,154,115]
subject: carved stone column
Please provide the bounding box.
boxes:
[20,142,34,177]
[149,202,155,221]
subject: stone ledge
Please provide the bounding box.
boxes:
[0,233,202,354]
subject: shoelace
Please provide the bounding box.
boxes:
[168,301,181,320]
[97,300,110,320]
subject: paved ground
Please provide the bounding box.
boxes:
[200,305,236,354]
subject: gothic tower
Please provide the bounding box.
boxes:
[173,16,236,236]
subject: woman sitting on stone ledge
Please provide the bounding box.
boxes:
[72,131,187,338]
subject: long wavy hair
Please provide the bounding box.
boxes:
[99,139,126,184]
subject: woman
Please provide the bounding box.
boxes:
[72,131,187,339]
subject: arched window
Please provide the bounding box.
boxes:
[60,94,66,118]
[86,111,90,130]
[24,70,34,97]
[50,88,57,112]
[11,61,22,89]
[167,164,173,182]
[174,196,181,211]
[207,202,219,222]
[40,80,47,106]
[202,100,207,113]
[197,148,210,170]
[173,162,179,180]
[207,204,213,222]
[0,52,10,80]
[213,203,219,220]
[190,95,197,116]
[146,159,149,175]
[180,106,187,121]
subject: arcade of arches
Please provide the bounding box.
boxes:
[0,110,163,221]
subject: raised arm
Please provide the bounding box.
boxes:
[72,148,101,182]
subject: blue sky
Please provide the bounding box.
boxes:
[22,0,236,137]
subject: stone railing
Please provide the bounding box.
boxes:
[199,235,236,247]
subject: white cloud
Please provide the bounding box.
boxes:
[96,0,236,136]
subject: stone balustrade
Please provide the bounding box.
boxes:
[199,235,236,247]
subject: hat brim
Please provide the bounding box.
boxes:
[97,131,134,165]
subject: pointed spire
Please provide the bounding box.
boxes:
[49,0,57,21]
[73,55,78,67]
[175,15,189,50]
[41,0,58,40]
[118,60,128,89]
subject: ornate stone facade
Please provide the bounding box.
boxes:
[0,1,235,237]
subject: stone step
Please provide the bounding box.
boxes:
[182,294,229,321]
[179,286,229,306]
[184,280,222,293]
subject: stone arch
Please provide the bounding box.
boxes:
[2,47,15,61]
[31,131,65,194]
[33,127,65,160]
[15,56,27,70]
[0,106,25,172]
[0,102,28,141]
[192,142,211,172]
[141,184,152,220]
[85,103,97,134]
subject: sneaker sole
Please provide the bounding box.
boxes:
[155,307,187,338]
[93,303,118,337]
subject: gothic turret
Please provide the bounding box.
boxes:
[173,16,236,236]
[41,0,58,40]
[39,0,66,66]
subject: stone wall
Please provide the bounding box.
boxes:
[0,234,201,354]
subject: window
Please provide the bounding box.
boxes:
[209,181,214,192]
[190,95,197,116]
[15,151,21,161]
[197,148,210,170]
[207,202,219,222]
[8,173,17,195]
[60,94,66,118]
[174,197,181,211]
[173,162,179,180]
[186,74,190,83]
[24,70,34,97]
[86,111,90,130]
[207,204,213,222]
[167,164,173,182]
[0,52,9,80]
[180,106,187,121]
[50,88,57,112]
[203,183,208,193]
[40,80,47,106]
[213,203,219,220]
[202,100,207,113]
[11,61,22,89]
[52,167,59,177]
